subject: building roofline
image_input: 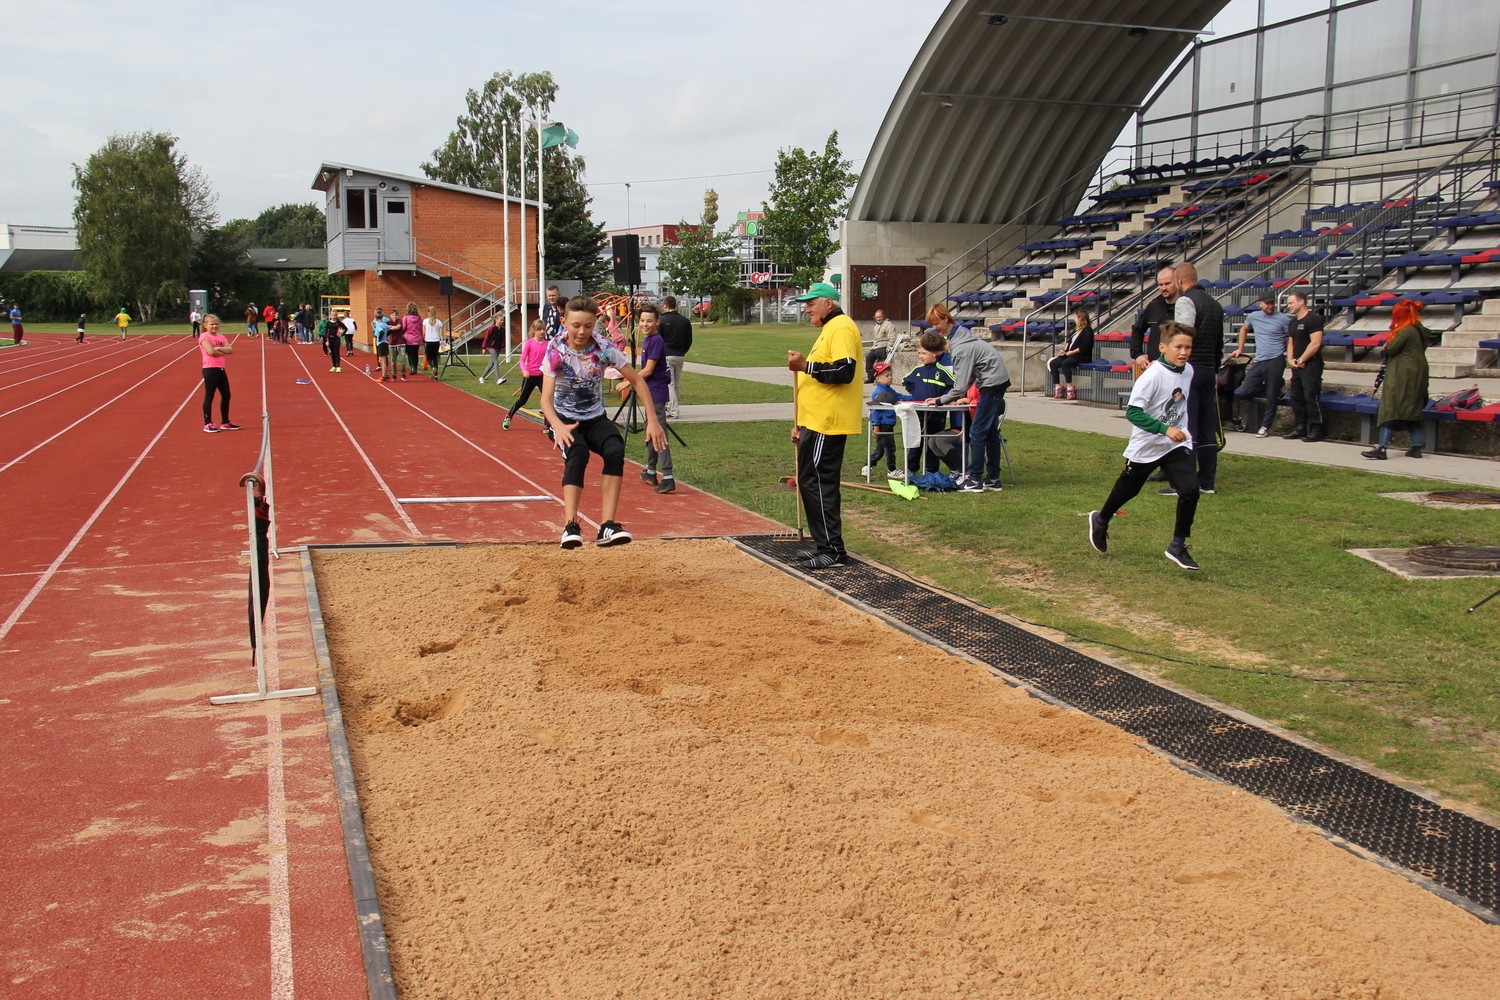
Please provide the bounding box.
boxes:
[310,162,539,208]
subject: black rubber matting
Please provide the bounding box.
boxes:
[735,535,1499,922]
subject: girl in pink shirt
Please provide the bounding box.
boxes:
[198,314,240,433]
[503,319,549,430]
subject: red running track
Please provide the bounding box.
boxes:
[0,334,778,999]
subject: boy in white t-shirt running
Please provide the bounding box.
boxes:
[1088,322,1202,570]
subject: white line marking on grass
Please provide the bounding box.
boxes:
[0,381,198,644]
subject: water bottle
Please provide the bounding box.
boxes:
[364,364,371,375]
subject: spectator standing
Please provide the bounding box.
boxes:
[9,302,23,344]
[373,309,390,378]
[634,304,676,494]
[658,295,693,418]
[1130,266,1178,372]
[902,331,960,479]
[277,300,289,343]
[400,302,423,381]
[542,285,564,339]
[115,306,131,342]
[189,307,202,338]
[1362,300,1432,460]
[76,311,87,344]
[1169,262,1224,494]
[786,282,862,570]
[422,307,443,374]
[245,304,259,338]
[198,314,241,433]
[1047,306,1095,400]
[503,319,548,429]
[863,361,902,478]
[1229,296,1292,438]
[1283,290,1326,441]
[478,318,507,384]
[341,311,356,354]
[931,303,1010,493]
[261,302,277,343]
[865,308,896,382]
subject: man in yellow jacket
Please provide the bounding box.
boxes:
[787,282,862,570]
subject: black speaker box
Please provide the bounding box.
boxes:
[438,275,454,296]
[612,234,642,285]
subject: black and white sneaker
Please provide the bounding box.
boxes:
[799,551,848,570]
[560,521,583,549]
[1087,510,1108,554]
[596,521,632,546]
[959,476,985,493]
[982,479,1002,491]
[1164,540,1200,571]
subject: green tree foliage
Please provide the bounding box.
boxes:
[235,203,326,248]
[189,225,257,312]
[760,131,860,289]
[72,131,216,322]
[423,70,559,198]
[278,270,349,312]
[0,271,94,321]
[658,190,739,305]
[543,152,609,289]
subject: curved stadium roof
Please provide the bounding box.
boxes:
[850,0,1230,226]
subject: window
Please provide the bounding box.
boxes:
[1262,0,1330,28]
[1416,0,1500,66]
[1143,61,1193,121]
[345,189,380,230]
[1197,33,1259,109]
[1262,20,1329,98]
[1332,0,1413,85]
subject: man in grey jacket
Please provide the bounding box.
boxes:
[931,307,1010,491]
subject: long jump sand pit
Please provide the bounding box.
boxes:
[315,539,1500,998]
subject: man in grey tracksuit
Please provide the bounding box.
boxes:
[938,324,1011,491]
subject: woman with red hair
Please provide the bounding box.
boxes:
[1362,299,1432,459]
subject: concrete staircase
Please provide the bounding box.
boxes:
[1438,297,1500,376]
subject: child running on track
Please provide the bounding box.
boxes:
[540,297,666,548]
[1087,322,1201,570]
[115,306,131,342]
[503,319,547,429]
[76,312,87,344]
[198,314,241,433]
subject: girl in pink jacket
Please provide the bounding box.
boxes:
[503,319,549,430]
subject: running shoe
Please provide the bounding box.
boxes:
[217,422,242,431]
[478,377,485,384]
[799,552,849,570]
[502,417,512,430]
[596,521,632,546]
[560,521,583,549]
[495,377,507,384]
[1164,540,1200,571]
[1087,510,1108,554]
[654,478,676,494]
[640,470,659,486]
[960,476,985,493]
[982,479,1002,491]
[399,374,408,382]
[203,423,219,434]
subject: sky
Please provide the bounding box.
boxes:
[1,0,1261,234]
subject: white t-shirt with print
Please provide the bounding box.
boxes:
[1124,359,1195,464]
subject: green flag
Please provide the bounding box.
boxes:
[540,123,579,149]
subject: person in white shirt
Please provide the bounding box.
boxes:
[422,307,444,375]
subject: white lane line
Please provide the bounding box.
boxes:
[0,342,198,474]
[353,368,585,525]
[0,380,199,644]
[287,348,421,537]
[0,338,190,416]
[261,572,297,1000]
[0,336,145,380]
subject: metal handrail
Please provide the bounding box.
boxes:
[1017,115,1319,391]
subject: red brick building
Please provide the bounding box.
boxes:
[311,163,539,351]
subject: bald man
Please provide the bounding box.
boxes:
[1169,262,1225,494]
[1130,266,1178,373]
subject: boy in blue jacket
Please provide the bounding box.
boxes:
[863,361,904,479]
[902,331,961,478]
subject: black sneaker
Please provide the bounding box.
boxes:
[654,478,676,494]
[959,476,985,493]
[1159,487,1178,496]
[1164,540,1200,571]
[982,479,1002,491]
[799,552,848,570]
[560,521,583,549]
[1087,510,1108,554]
[596,521,632,546]
[639,470,658,486]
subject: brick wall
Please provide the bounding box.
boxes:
[411,186,536,280]
[348,272,479,350]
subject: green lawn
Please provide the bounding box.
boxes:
[615,418,1500,814]
[449,367,787,408]
[686,323,826,367]
[11,320,199,336]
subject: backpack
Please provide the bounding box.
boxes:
[1433,386,1482,411]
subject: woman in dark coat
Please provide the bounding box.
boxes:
[1362,299,1431,459]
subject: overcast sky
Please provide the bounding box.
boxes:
[1,0,1260,234]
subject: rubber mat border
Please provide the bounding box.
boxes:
[732,535,1500,924]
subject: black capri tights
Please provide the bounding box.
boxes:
[202,368,231,425]
[560,415,625,487]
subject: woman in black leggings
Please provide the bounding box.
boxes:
[198,314,240,432]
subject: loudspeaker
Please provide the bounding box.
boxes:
[612,234,641,286]
[438,276,454,296]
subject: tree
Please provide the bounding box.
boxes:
[423,70,560,198]
[658,189,739,305]
[242,203,326,248]
[543,152,609,290]
[72,131,216,322]
[760,131,860,289]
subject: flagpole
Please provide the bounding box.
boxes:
[518,111,528,332]
[502,119,512,358]
[536,105,546,307]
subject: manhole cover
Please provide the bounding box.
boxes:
[1407,545,1500,570]
[1425,491,1500,505]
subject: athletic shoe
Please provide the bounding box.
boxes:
[217,422,242,431]
[1052,384,1064,399]
[654,478,676,494]
[983,479,1003,491]
[495,377,507,384]
[1159,487,1178,496]
[640,470,659,486]
[502,417,512,430]
[203,423,219,434]
[478,377,485,384]
[1087,510,1108,553]
[1164,540,1200,571]
[1256,427,1269,438]
[560,521,583,549]
[859,464,871,477]
[330,367,338,372]
[596,521,632,546]
[960,477,985,493]
[887,469,905,482]
[1281,428,1306,440]
[799,552,849,570]
[1200,487,1216,495]
[1406,446,1423,459]
[1065,384,1077,401]
[399,374,408,382]
[795,548,820,561]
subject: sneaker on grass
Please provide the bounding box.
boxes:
[1164,539,1200,571]
[960,476,985,493]
[1087,510,1108,554]
[982,479,1002,491]
[560,521,583,550]
[596,521,632,546]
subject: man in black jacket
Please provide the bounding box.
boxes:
[1130,266,1178,372]
[658,296,693,418]
[1170,262,1225,494]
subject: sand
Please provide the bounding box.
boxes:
[315,540,1500,999]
